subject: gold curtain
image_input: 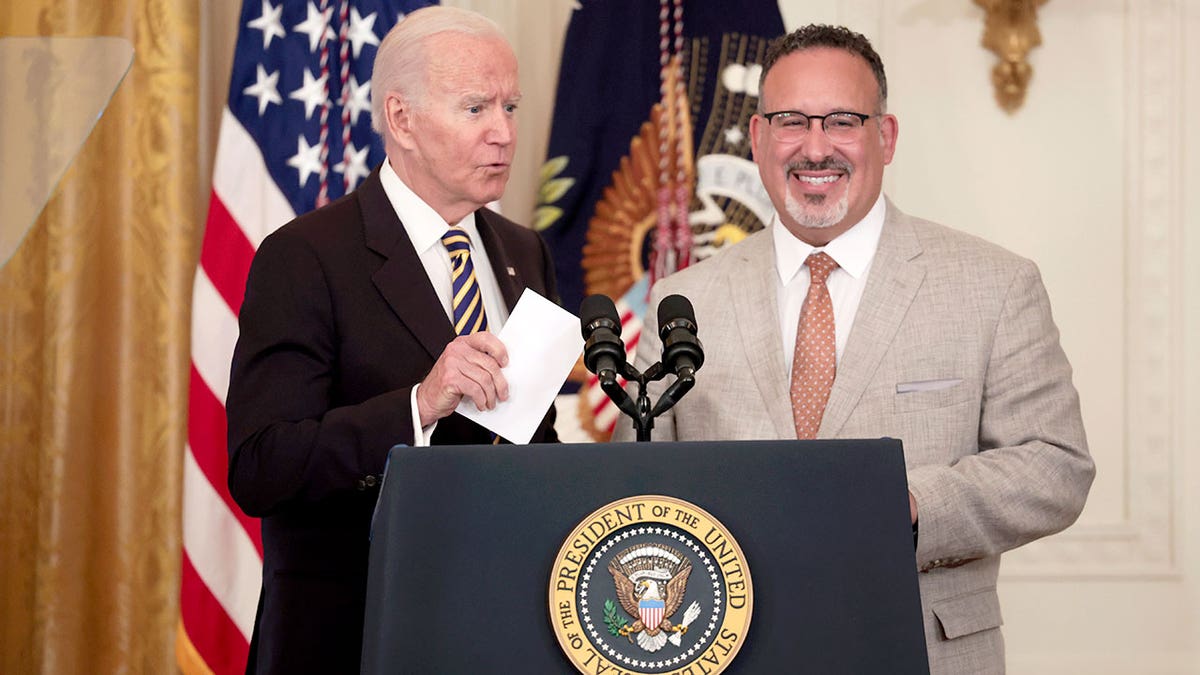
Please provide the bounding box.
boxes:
[0,2,200,672]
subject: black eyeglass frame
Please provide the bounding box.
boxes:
[760,110,874,135]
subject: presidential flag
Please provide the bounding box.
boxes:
[178,1,432,672]
[535,0,784,440]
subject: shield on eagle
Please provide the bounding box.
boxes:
[639,598,665,630]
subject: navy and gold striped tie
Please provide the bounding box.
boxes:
[441,228,489,335]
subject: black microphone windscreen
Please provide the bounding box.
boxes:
[580,294,620,337]
[657,294,696,328]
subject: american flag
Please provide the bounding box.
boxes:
[178,1,432,672]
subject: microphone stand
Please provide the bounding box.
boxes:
[611,361,694,442]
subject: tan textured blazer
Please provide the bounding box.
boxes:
[614,201,1094,674]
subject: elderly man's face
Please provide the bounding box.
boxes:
[750,47,897,245]
[394,32,520,223]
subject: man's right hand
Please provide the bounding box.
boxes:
[416,333,509,428]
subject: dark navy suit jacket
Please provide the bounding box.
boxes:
[227,168,559,674]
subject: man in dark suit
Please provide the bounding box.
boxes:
[225,7,558,673]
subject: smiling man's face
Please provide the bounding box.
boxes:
[750,47,897,245]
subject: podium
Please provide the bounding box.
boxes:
[363,440,929,674]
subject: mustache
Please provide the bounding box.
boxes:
[786,157,853,174]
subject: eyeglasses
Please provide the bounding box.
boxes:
[760,110,873,143]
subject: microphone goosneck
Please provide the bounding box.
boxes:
[576,293,704,442]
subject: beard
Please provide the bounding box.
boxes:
[785,188,849,230]
[782,157,852,230]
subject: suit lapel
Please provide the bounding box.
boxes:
[359,169,456,361]
[727,232,797,439]
[819,201,925,438]
[474,209,523,312]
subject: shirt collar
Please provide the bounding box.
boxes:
[379,158,478,254]
[773,192,886,285]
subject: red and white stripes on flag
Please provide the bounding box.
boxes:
[178,2,420,671]
[179,108,287,675]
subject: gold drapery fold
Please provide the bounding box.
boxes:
[0,2,200,672]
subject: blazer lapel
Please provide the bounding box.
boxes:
[474,209,523,312]
[727,231,796,439]
[358,169,456,361]
[819,201,925,438]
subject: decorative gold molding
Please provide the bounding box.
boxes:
[975,0,1048,113]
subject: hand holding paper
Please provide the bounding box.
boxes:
[454,289,583,443]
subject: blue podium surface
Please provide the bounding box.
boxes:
[363,439,928,674]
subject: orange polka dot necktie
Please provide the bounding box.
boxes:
[790,251,839,440]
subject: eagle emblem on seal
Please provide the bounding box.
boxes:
[607,544,702,652]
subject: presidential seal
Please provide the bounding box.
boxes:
[549,496,752,674]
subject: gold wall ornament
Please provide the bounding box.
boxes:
[975,0,1048,113]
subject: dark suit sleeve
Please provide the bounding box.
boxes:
[226,229,417,517]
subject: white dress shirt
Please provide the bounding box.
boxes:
[378,159,510,445]
[774,193,886,374]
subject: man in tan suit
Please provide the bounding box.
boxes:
[615,25,1094,674]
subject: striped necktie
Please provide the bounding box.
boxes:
[442,227,502,444]
[441,228,489,335]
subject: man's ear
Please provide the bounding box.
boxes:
[879,113,898,165]
[749,112,764,162]
[384,93,417,150]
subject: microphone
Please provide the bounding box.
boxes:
[579,294,627,386]
[657,294,704,380]
[580,294,637,420]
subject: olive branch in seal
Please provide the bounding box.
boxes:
[603,599,628,636]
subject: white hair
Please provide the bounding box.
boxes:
[370,6,508,135]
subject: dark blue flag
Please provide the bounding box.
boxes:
[535,0,784,440]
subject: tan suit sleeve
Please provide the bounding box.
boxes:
[907,259,1094,569]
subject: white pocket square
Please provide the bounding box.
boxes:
[896,378,963,394]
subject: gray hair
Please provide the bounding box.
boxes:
[370,6,507,135]
[759,24,888,113]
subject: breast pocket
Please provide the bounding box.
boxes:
[893,377,969,413]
